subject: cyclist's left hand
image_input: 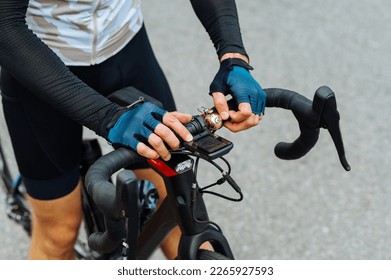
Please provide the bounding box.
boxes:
[210,55,266,132]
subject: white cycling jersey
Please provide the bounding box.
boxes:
[26,0,143,66]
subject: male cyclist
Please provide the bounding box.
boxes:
[0,0,265,259]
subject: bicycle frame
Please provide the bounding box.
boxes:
[118,154,234,260]
[0,138,31,235]
[0,138,13,192]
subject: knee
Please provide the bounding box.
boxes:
[47,221,80,248]
[30,197,82,258]
[33,212,82,256]
[28,182,83,259]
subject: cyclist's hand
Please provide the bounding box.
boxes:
[108,102,193,161]
[210,57,266,132]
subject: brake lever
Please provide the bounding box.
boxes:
[313,86,351,171]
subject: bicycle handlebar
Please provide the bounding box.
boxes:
[85,85,350,254]
[264,86,350,171]
[85,148,143,253]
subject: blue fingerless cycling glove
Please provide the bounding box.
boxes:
[107,102,167,151]
[210,58,266,115]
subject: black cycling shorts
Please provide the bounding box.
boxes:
[1,25,176,200]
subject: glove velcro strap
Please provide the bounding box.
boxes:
[221,58,254,71]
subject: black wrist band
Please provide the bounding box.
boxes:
[220,58,254,71]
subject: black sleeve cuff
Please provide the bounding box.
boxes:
[190,0,248,59]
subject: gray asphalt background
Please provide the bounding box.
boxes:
[0,0,390,259]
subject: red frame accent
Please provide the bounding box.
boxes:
[147,159,178,177]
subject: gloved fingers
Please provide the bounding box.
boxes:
[142,109,181,152]
[143,109,165,130]
[154,123,181,151]
[168,111,193,124]
[224,113,262,132]
[226,65,266,115]
[234,89,266,116]
[130,109,193,160]
[256,99,264,116]
[136,141,159,159]
[254,86,266,115]
[135,127,172,161]
[229,102,252,123]
[162,112,193,142]
[147,132,172,161]
[211,92,230,120]
[232,91,251,106]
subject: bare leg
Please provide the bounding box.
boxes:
[27,181,83,259]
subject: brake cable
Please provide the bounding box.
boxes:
[186,153,242,232]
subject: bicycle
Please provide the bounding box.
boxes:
[1,85,350,260]
[84,85,351,260]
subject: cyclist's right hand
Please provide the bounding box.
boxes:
[107,102,193,161]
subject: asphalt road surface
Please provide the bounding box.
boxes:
[0,0,390,259]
